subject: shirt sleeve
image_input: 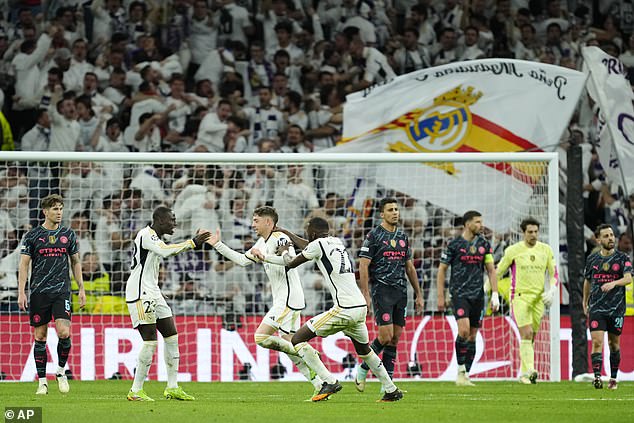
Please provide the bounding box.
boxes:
[358,232,375,260]
[68,230,79,256]
[546,245,558,286]
[20,233,33,256]
[496,244,514,278]
[405,234,412,260]
[623,255,633,275]
[484,240,494,264]
[302,240,322,261]
[583,256,592,281]
[439,240,454,265]
[144,231,195,258]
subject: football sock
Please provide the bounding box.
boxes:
[455,336,468,367]
[360,338,384,371]
[34,340,47,379]
[131,340,157,392]
[609,350,620,379]
[591,352,602,378]
[465,340,476,373]
[164,334,180,389]
[288,354,322,389]
[254,334,297,356]
[382,345,397,379]
[520,339,534,374]
[57,337,71,369]
[295,342,336,385]
[360,350,397,394]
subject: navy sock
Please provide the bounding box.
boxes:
[455,336,468,366]
[609,350,620,379]
[57,337,71,370]
[361,338,384,370]
[382,345,397,379]
[34,340,47,379]
[591,352,602,378]
[465,340,476,373]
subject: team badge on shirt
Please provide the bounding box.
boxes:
[469,246,476,254]
[390,240,397,248]
[48,236,56,244]
[602,262,610,271]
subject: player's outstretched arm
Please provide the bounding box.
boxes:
[209,229,258,267]
[274,226,309,250]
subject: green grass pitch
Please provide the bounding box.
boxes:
[1,381,632,423]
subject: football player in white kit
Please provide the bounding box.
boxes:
[253,217,404,402]
[126,206,210,402]
[207,206,324,394]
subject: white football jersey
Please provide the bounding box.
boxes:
[215,231,305,310]
[125,226,195,302]
[302,236,366,308]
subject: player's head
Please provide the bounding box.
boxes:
[306,217,330,241]
[41,194,64,225]
[152,206,177,236]
[252,206,278,237]
[462,210,483,235]
[379,198,399,226]
[595,224,615,251]
[520,217,540,246]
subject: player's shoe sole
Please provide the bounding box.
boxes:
[312,381,342,402]
[56,374,70,393]
[529,371,538,384]
[593,377,603,389]
[378,389,404,402]
[35,384,48,395]
[127,389,155,401]
[164,387,195,401]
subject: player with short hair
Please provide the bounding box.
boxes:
[207,206,324,394]
[18,194,86,395]
[437,210,499,386]
[583,224,632,390]
[355,198,424,392]
[254,217,403,402]
[496,217,558,384]
[125,206,210,401]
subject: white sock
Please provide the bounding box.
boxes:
[458,364,466,373]
[295,342,336,385]
[164,335,180,389]
[254,333,297,356]
[39,377,47,386]
[288,354,322,389]
[131,340,157,392]
[56,366,65,376]
[360,351,397,393]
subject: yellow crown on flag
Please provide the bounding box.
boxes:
[433,85,483,106]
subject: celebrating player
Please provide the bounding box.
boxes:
[254,217,403,402]
[125,206,210,401]
[18,194,86,395]
[496,218,558,384]
[207,206,324,395]
[436,210,499,386]
[355,198,424,392]
[583,224,632,390]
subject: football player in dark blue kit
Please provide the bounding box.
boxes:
[18,194,86,395]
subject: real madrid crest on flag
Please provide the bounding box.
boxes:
[48,236,56,244]
[390,239,397,248]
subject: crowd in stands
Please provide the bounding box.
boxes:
[0,0,633,321]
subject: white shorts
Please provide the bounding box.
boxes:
[307,306,369,344]
[262,305,302,334]
[128,295,173,328]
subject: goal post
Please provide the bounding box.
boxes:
[0,151,560,382]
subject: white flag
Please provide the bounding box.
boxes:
[582,46,634,196]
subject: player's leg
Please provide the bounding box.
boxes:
[382,293,407,382]
[589,314,606,389]
[52,293,72,393]
[512,296,536,384]
[527,297,545,384]
[463,297,484,384]
[453,297,473,385]
[356,290,390,390]
[127,299,158,401]
[281,312,323,392]
[30,293,52,395]
[293,309,342,401]
[254,306,299,355]
[346,311,402,402]
[606,316,624,390]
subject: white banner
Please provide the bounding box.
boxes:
[582,46,634,196]
[326,59,586,230]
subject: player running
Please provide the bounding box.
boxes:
[254,217,403,402]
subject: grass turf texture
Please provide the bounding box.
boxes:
[0,381,632,423]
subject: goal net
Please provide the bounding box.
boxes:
[0,151,559,382]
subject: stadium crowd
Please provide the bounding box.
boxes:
[0,0,633,321]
